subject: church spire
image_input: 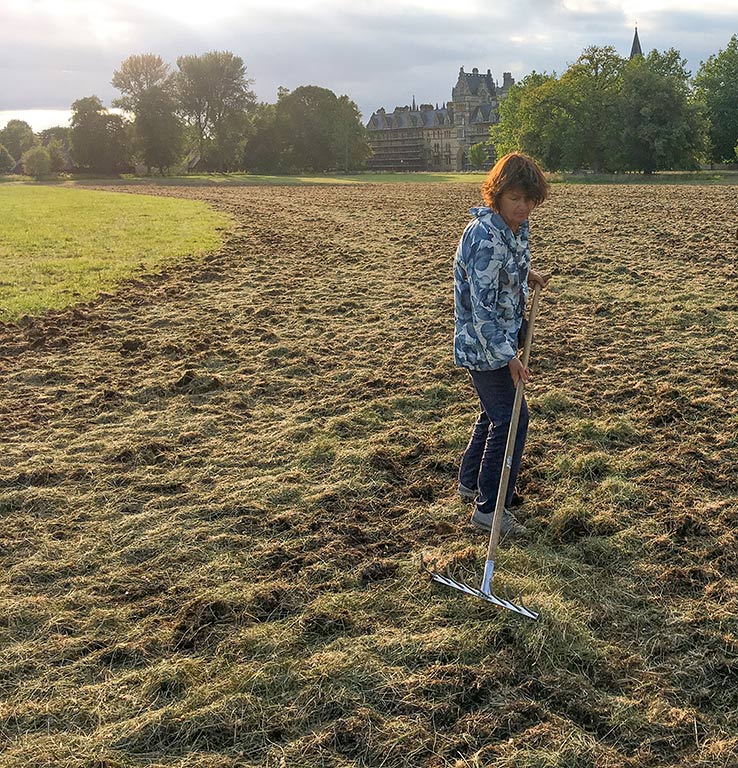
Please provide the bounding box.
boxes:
[629,25,643,58]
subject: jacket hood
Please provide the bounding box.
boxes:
[469,207,529,239]
[469,206,494,219]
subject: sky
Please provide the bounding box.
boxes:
[1,0,737,131]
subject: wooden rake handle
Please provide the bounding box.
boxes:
[484,282,542,563]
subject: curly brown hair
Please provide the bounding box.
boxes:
[481,152,549,211]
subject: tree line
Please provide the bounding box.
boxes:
[0,51,371,178]
[491,37,738,173]
[2,37,737,179]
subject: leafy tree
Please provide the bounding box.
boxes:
[113,54,183,174]
[133,86,183,174]
[39,127,72,172]
[274,86,369,172]
[39,126,72,148]
[112,53,171,109]
[70,96,132,174]
[492,44,705,173]
[491,73,557,161]
[0,144,15,173]
[46,140,68,173]
[275,86,334,172]
[559,46,625,172]
[0,119,37,161]
[491,72,572,170]
[175,51,255,170]
[71,96,107,169]
[333,95,371,172]
[468,141,490,169]
[242,103,281,173]
[208,109,251,172]
[617,53,705,173]
[522,78,576,170]
[21,145,52,179]
[646,47,692,82]
[495,48,625,171]
[694,35,738,163]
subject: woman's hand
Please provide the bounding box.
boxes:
[509,357,529,386]
[528,269,552,289]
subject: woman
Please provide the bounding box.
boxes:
[453,152,549,536]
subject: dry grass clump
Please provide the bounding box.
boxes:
[1,182,738,766]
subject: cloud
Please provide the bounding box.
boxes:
[213,0,629,113]
[0,0,734,120]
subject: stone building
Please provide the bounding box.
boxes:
[366,67,515,172]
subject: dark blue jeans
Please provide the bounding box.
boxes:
[458,367,529,514]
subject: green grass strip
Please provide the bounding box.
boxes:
[1,172,492,186]
[3,169,737,187]
[4,169,737,187]
[159,169,738,186]
[0,185,229,321]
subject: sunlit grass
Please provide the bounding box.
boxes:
[0,186,230,321]
[550,169,738,185]
[96,171,492,186]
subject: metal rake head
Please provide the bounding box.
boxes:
[420,554,539,621]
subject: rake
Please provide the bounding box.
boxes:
[421,282,543,620]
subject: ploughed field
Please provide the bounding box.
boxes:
[1,182,737,768]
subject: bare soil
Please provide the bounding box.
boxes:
[1,182,737,767]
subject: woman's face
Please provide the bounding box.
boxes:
[498,187,536,233]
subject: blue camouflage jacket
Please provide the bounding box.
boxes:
[454,207,530,371]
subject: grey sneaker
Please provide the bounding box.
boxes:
[471,507,527,536]
[458,483,477,502]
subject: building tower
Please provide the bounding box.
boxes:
[630,26,643,58]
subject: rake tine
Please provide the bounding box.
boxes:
[469,571,479,591]
[421,551,540,621]
[441,573,538,619]
[419,535,541,620]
